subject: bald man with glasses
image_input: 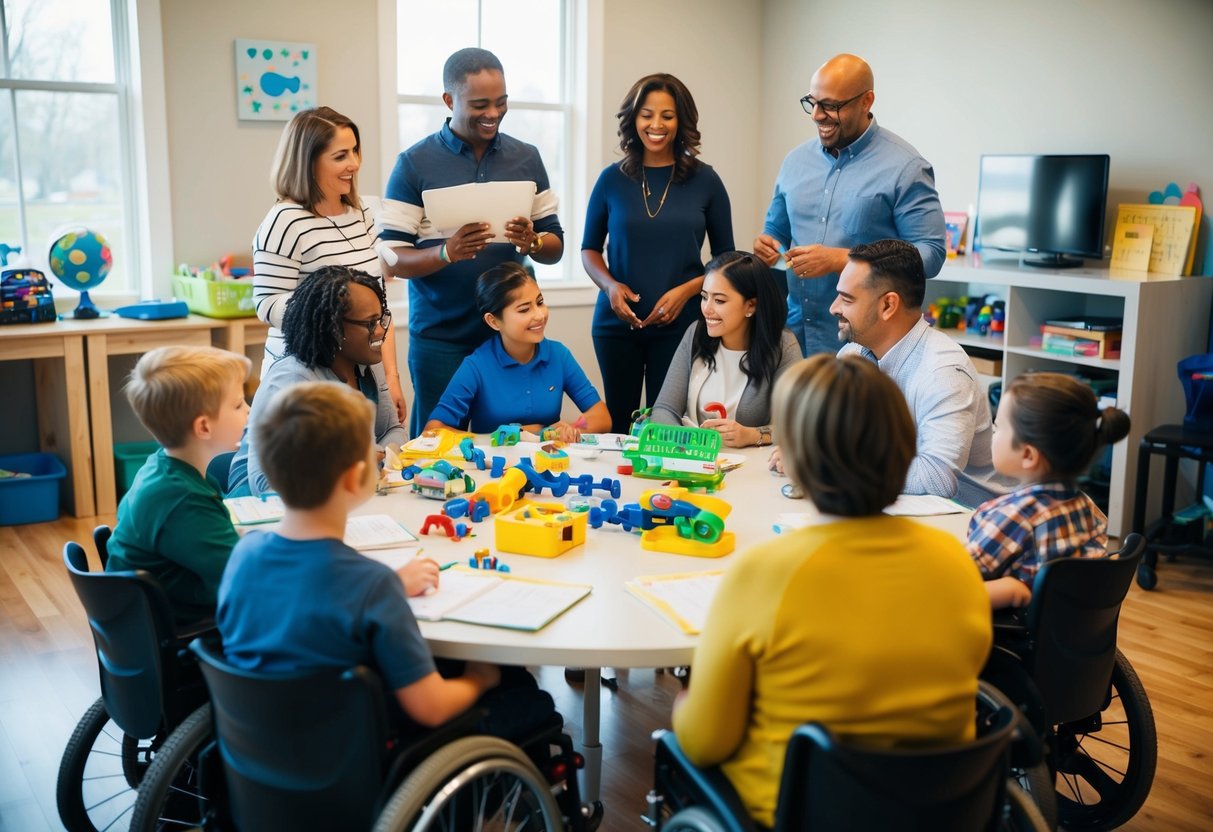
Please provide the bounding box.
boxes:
[755,53,946,357]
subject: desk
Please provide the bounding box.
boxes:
[84,316,220,515]
[0,321,93,515]
[360,442,971,801]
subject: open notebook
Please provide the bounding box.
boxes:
[626,571,723,635]
[405,566,591,631]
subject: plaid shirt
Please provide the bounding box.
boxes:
[966,482,1108,585]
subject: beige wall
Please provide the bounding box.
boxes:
[159,0,383,272]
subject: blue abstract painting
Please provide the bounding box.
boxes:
[235,38,317,121]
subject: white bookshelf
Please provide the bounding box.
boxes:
[926,255,1213,536]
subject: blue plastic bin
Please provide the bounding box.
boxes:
[0,452,67,525]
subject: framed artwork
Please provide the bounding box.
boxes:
[235,38,316,121]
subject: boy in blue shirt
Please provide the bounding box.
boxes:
[106,345,251,628]
[218,381,553,735]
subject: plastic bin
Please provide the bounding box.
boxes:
[0,453,67,525]
[171,273,255,319]
[114,441,160,498]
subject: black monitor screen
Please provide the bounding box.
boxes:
[976,154,1110,265]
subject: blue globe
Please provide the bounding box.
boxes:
[48,228,112,319]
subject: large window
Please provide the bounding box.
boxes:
[394,0,574,282]
[0,0,139,291]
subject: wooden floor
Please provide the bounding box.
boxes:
[2,515,1212,830]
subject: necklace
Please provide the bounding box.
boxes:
[324,210,359,252]
[641,167,674,219]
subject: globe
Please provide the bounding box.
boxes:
[48,228,112,319]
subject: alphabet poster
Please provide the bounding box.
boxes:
[235,39,316,121]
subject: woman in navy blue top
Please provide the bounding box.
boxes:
[582,73,735,433]
[426,263,611,442]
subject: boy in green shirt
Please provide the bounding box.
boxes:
[105,345,251,627]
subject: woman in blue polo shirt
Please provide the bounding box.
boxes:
[425,263,611,442]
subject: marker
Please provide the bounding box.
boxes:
[438,561,459,571]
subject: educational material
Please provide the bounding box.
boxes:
[421,181,537,243]
[407,566,591,631]
[1109,221,1153,272]
[224,495,286,525]
[235,39,316,121]
[943,211,969,257]
[884,494,968,516]
[1113,204,1197,276]
[1044,316,1123,332]
[1041,325,1121,359]
[568,433,638,452]
[1040,332,1102,357]
[626,571,723,635]
[344,514,419,551]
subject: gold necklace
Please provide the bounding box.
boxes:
[641,167,674,219]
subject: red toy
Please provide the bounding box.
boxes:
[703,401,728,420]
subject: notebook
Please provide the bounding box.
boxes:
[625,571,724,635]
[224,495,286,526]
[406,566,591,631]
[344,514,420,550]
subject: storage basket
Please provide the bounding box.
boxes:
[0,452,66,525]
[114,441,160,497]
[171,273,255,318]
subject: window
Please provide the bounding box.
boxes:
[0,0,139,291]
[394,0,574,282]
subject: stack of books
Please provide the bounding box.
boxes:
[1038,317,1122,360]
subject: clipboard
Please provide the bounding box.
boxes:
[421,181,537,243]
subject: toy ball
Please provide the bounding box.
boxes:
[47,228,112,319]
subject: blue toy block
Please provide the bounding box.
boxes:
[400,464,423,481]
[454,522,471,539]
[490,455,507,478]
[469,499,491,523]
[444,497,469,519]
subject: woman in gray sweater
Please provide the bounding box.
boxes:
[651,252,801,447]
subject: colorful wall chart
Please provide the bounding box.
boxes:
[235,39,316,121]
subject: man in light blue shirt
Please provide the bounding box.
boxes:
[755,54,945,356]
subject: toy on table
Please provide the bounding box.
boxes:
[588,486,734,558]
[490,456,507,478]
[468,548,510,572]
[454,466,529,521]
[514,459,571,498]
[703,402,727,421]
[421,514,463,540]
[458,437,487,470]
[406,460,476,501]
[534,442,570,473]
[47,228,112,320]
[570,474,622,499]
[397,428,476,463]
[622,423,727,492]
[1,246,57,325]
[495,501,588,558]
[490,423,522,447]
[629,407,652,437]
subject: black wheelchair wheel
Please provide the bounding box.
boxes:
[56,697,147,832]
[1002,781,1053,831]
[128,704,214,832]
[372,736,563,831]
[1052,650,1157,830]
[1015,761,1058,831]
[661,805,734,831]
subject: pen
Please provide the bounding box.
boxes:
[439,561,459,571]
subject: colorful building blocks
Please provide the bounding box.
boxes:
[534,442,570,473]
[514,458,571,498]
[587,487,734,557]
[571,474,622,499]
[490,423,522,447]
[495,500,588,558]
[409,460,476,500]
[458,437,487,470]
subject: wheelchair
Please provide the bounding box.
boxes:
[646,682,1049,831]
[981,534,1156,831]
[129,638,602,831]
[56,528,214,832]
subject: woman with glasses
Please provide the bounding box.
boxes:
[582,73,735,434]
[650,252,801,448]
[252,106,407,422]
[227,266,405,497]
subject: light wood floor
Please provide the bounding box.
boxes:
[2,515,1212,830]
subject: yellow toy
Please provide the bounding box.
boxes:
[396,428,475,463]
[466,466,528,515]
[638,487,735,558]
[495,500,588,558]
[534,442,571,473]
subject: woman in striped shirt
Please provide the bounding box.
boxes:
[252,106,406,422]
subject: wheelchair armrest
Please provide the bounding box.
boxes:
[381,707,488,793]
[654,731,758,832]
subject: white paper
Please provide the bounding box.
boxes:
[566,433,637,453]
[421,180,536,243]
[626,572,723,635]
[344,514,419,550]
[883,494,968,516]
[224,495,286,525]
[445,580,591,631]
[406,570,502,621]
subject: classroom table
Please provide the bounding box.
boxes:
[358,439,972,803]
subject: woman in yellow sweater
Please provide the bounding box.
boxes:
[671,354,992,827]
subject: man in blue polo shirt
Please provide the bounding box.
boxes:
[754,53,945,357]
[378,48,565,436]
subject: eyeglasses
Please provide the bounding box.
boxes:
[343,309,392,338]
[800,90,869,116]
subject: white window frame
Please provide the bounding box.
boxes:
[378,0,601,303]
[0,0,172,302]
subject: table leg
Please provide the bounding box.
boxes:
[582,666,603,804]
[86,334,118,516]
[33,337,95,516]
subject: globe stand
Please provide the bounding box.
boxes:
[72,290,101,320]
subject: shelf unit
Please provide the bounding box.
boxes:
[926,255,1213,537]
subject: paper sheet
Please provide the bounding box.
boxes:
[344,514,419,550]
[883,494,968,516]
[406,569,502,621]
[224,495,286,525]
[626,572,723,635]
[421,180,537,243]
[444,576,591,631]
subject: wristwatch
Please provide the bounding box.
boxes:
[529,232,545,255]
[757,426,773,447]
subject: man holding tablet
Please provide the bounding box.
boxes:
[379,47,565,436]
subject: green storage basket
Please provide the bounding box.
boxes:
[171,273,255,318]
[114,441,161,498]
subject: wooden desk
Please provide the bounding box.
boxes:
[0,321,94,515]
[84,316,219,515]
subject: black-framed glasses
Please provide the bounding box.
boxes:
[800,90,869,116]
[343,309,392,337]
